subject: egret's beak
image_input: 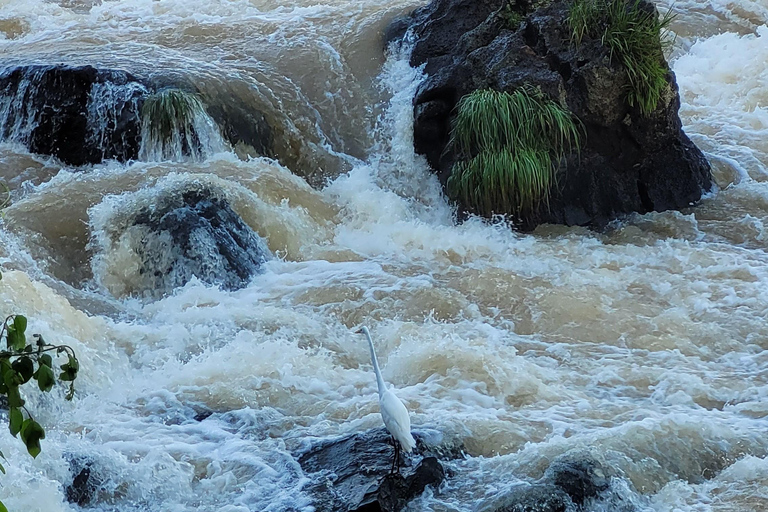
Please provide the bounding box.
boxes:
[355,327,364,334]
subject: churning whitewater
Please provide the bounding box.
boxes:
[0,0,766,511]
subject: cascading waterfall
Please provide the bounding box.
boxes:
[0,0,765,511]
[139,89,228,162]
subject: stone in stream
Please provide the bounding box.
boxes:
[0,64,274,165]
[128,186,270,294]
[0,64,147,166]
[479,453,635,512]
[387,0,712,230]
[296,427,450,512]
[91,184,271,297]
[64,455,102,507]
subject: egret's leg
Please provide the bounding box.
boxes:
[390,436,399,474]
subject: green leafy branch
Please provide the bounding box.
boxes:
[0,313,80,512]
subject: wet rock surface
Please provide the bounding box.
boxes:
[297,427,449,512]
[0,64,274,165]
[65,455,102,507]
[389,0,712,229]
[0,64,147,166]
[481,453,634,512]
[129,187,271,293]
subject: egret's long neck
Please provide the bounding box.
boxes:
[363,328,387,398]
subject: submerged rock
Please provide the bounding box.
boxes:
[484,484,571,512]
[90,182,271,298]
[480,453,634,512]
[545,454,610,506]
[65,455,102,507]
[390,0,712,229]
[296,427,447,512]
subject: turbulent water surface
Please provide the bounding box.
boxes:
[0,0,766,510]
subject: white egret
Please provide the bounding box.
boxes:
[357,326,416,474]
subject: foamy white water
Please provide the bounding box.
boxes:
[0,0,766,511]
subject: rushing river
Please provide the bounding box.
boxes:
[0,0,766,510]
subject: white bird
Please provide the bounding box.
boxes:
[357,326,416,474]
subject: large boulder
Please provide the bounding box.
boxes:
[90,182,271,298]
[0,64,147,166]
[390,0,712,229]
[296,427,448,512]
[0,64,274,165]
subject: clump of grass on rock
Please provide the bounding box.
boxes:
[568,0,676,115]
[447,88,581,218]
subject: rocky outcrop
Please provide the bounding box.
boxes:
[0,65,146,166]
[90,183,271,298]
[0,64,274,165]
[296,427,450,512]
[390,0,712,229]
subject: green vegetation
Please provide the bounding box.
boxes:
[0,307,79,512]
[499,2,524,30]
[447,88,581,217]
[141,88,205,145]
[568,0,676,115]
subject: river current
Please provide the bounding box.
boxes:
[0,0,766,510]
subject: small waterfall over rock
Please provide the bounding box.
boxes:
[139,89,228,162]
[0,65,147,165]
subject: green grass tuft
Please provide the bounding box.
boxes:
[499,2,524,30]
[141,89,206,144]
[568,0,676,115]
[447,88,581,218]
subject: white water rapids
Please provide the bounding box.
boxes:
[0,0,766,511]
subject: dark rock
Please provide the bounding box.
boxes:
[129,186,271,294]
[0,64,275,165]
[297,428,446,512]
[392,0,712,229]
[546,454,609,505]
[480,453,636,512]
[193,410,214,422]
[65,456,101,506]
[204,100,273,158]
[486,485,570,512]
[0,64,147,166]
[383,15,412,50]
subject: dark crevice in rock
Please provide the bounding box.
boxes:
[637,180,654,212]
[546,53,572,82]
[522,22,543,54]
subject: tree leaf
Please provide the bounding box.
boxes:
[6,326,17,350]
[0,462,5,475]
[19,418,45,458]
[35,363,55,392]
[0,499,8,512]
[9,406,23,437]
[6,384,24,408]
[12,356,34,384]
[13,315,27,334]
[40,354,53,368]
